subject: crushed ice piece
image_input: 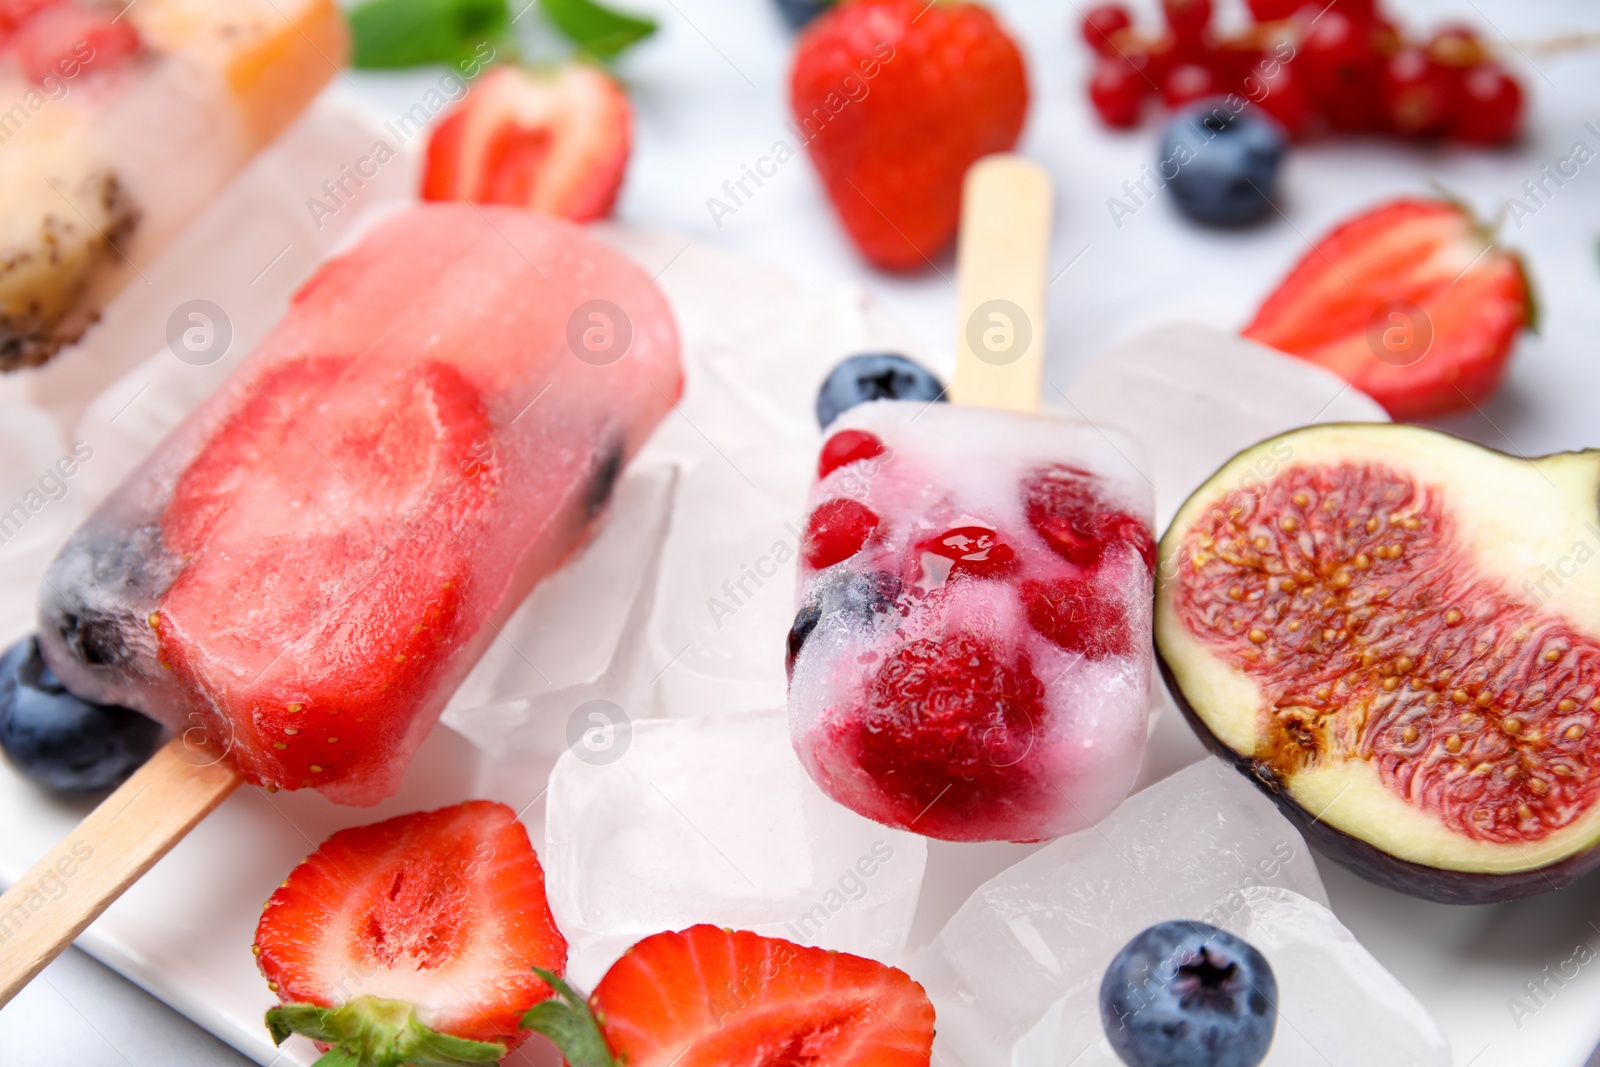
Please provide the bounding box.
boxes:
[1014,886,1450,1067]
[919,758,1330,1066]
[1065,323,1389,532]
[544,707,927,988]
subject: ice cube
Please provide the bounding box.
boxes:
[1065,323,1389,531]
[918,757,1328,1067]
[1231,887,1450,1065]
[441,462,677,759]
[644,446,812,718]
[544,707,928,989]
[1016,887,1450,1067]
[592,229,945,719]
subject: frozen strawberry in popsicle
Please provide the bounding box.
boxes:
[35,203,682,804]
[786,400,1155,842]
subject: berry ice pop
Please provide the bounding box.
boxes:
[36,203,682,804]
[786,400,1155,842]
[0,0,345,368]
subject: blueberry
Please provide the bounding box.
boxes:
[0,636,163,795]
[815,353,945,429]
[1100,920,1277,1067]
[773,0,832,30]
[786,602,821,677]
[786,571,901,675]
[1159,100,1287,227]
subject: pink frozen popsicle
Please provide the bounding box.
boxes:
[37,203,683,804]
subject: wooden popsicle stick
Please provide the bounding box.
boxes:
[0,738,240,1007]
[950,154,1054,414]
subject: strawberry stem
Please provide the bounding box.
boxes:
[265,997,507,1067]
[520,968,619,1067]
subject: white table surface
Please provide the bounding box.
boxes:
[4,0,1600,1063]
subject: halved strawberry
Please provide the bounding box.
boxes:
[523,925,935,1067]
[422,63,631,222]
[255,801,567,1066]
[1242,198,1535,420]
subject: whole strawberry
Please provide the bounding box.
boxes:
[791,0,1028,271]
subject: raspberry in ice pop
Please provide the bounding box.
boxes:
[786,400,1155,842]
[35,203,682,804]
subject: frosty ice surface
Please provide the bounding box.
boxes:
[1067,324,1388,530]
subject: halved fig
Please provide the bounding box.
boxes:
[1156,423,1600,903]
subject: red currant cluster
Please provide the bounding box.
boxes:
[1081,0,1524,144]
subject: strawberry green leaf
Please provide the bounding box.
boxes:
[520,968,618,1067]
[538,0,657,60]
[1514,249,1541,335]
[312,1051,365,1067]
[266,997,507,1067]
[347,0,510,69]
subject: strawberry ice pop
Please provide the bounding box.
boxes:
[786,400,1155,842]
[0,0,344,368]
[35,203,682,804]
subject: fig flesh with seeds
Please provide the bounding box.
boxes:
[1156,423,1600,903]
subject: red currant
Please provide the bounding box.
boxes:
[1081,3,1133,58]
[1427,24,1486,69]
[1327,0,1376,18]
[818,429,886,479]
[1162,0,1212,52]
[1298,10,1385,131]
[1021,578,1133,659]
[1162,62,1216,108]
[802,499,879,569]
[1251,58,1313,139]
[1023,466,1154,572]
[1023,467,1106,567]
[1206,36,1265,95]
[1451,63,1522,145]
[1246,0,1304,20]
[1089,57,1149,128]
[919,526,1016,578]
[1382,47,1458,137]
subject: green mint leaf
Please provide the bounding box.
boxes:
[538,0,657,60]
[348,0,510,69]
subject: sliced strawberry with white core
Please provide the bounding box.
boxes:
[255,801,567,1065]
[423,63,631,222]
[1242,198,1534,420]
[523,925,935,1067]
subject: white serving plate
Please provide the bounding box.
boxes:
[2,27,1600,1066]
